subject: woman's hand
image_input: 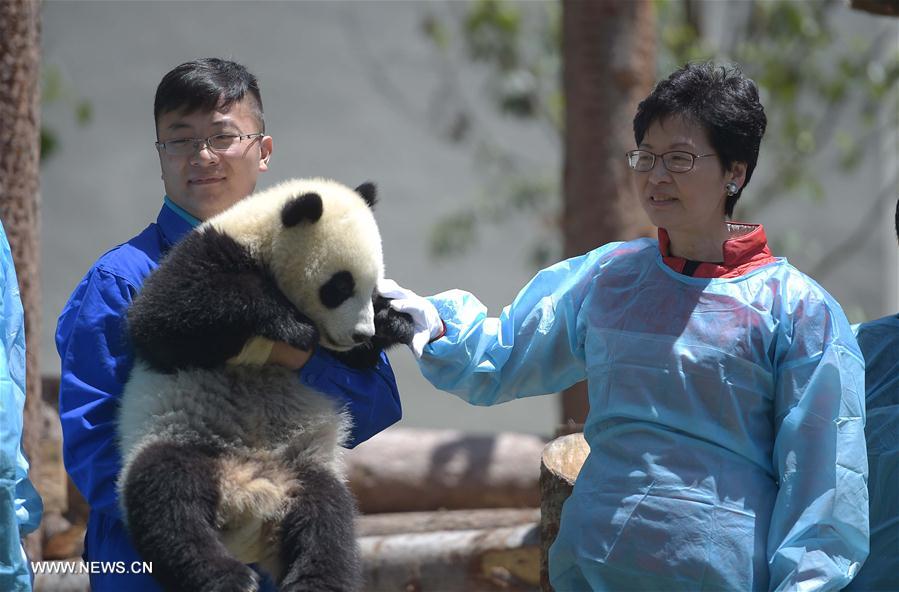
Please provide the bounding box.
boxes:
[378,278,445,358]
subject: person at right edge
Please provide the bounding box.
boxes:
[844,198,899,592]
[380,62,869,591]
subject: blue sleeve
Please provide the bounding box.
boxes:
[417,244,620,406]
[56,267,136,520]
[299,348,402,447]
[767,292,869,591]
[0,221,40,592]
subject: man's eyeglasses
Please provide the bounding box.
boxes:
[625,149,716,173]
[155,133,264,157]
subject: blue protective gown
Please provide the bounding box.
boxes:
[0,220,42,592]
[420,236,868,591]
[56,200,403,592]
[845,314,899,592]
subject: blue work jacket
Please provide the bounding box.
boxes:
[56,200,402,591]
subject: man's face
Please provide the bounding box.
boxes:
[156,98,273,221]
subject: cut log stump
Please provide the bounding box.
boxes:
[539,432,589,592]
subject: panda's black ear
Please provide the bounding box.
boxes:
[355,182,377,208]
[282,193,323,227]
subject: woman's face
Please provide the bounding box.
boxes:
[634,116,745,235]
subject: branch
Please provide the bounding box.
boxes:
[851,0,899,16]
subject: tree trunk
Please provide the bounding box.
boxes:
[560,0,656,425]
[0,0,43,561]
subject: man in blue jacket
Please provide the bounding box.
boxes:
[56,58,402,591]
[0,219,43,592]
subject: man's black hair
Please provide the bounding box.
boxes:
[154,58,264,134]
[633,62,767,217]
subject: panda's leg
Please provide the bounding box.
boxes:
[277,464,361,592]
[124,440,260,592]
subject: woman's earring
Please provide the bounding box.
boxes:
[726,182,738,196]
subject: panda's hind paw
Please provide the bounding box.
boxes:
[200,560,260,592]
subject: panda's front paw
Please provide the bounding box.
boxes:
[373,296,415,346]
[324,298,415,369]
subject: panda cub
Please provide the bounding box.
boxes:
[117,178,413,592]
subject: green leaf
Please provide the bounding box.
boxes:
[75,100,93,126]
[43,66,64,103]
[40,128,59,162]
[464,0,521,69]
[421,14,450,51]
[795,130,815,155]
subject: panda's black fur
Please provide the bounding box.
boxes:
[127,225,320,373]
[117,178,413,592]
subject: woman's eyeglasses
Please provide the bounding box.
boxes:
[625,149,716,173]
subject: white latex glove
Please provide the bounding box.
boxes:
[378,278,445,358]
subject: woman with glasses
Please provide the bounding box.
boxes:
[382,62,868,591]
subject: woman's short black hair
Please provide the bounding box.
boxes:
[633,62,767,217]
[154,58,264,134]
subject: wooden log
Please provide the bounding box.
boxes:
[539,433,589,592]
[357,508,540,537]
[33,515,540,591]
[33,562,90,592]
[361,523,540,592]
[32,400,68,516]
[347,427,546,513]
[42,523,85,562]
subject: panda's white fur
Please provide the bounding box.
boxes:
[115,177,392,591]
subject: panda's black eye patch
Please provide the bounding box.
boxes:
[320,271,355,309]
